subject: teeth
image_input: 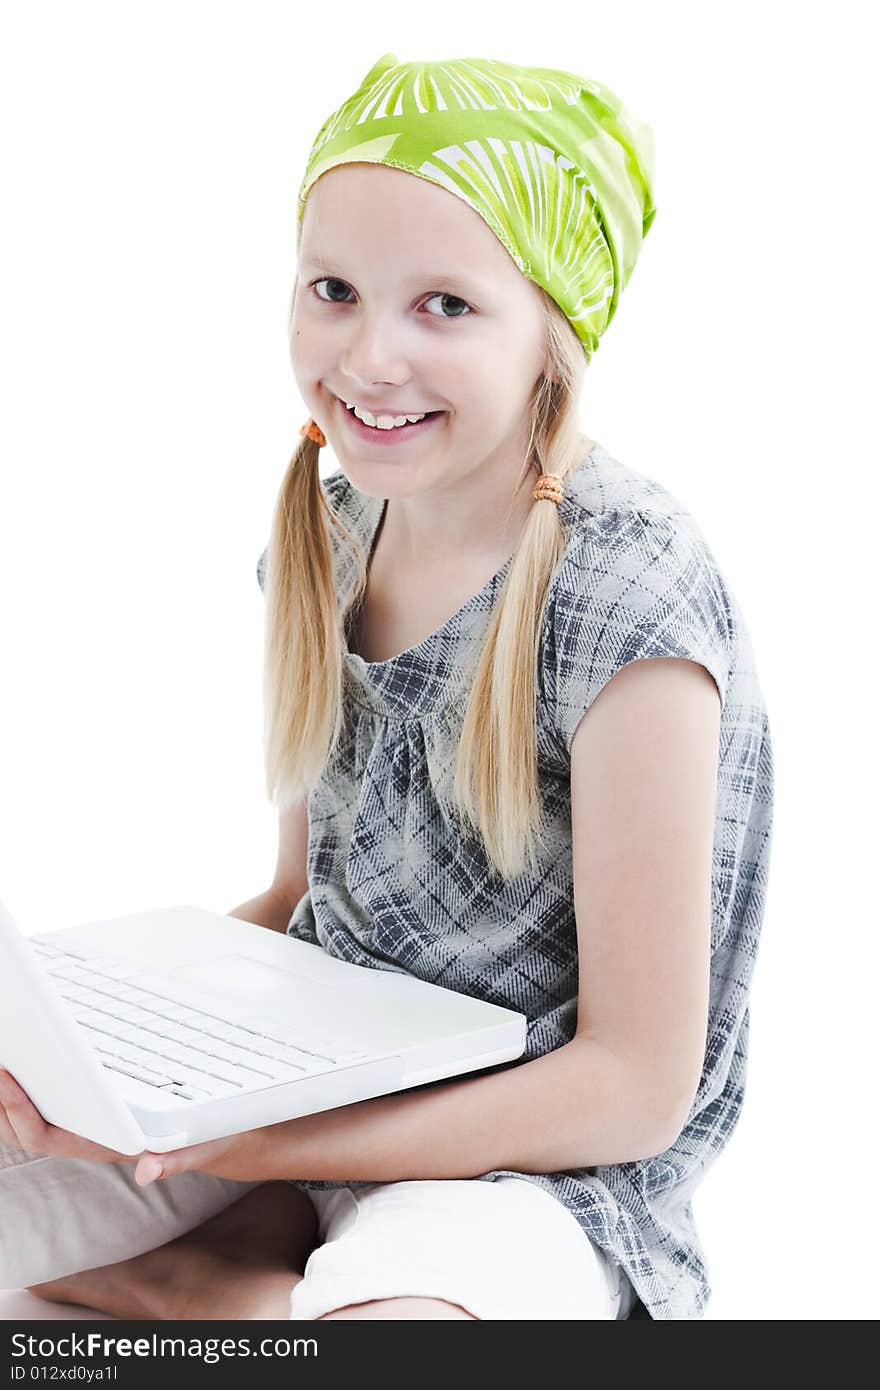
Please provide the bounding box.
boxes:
[343,399,427,429]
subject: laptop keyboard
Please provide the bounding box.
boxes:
[29,938,371,1103]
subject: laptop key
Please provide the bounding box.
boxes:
[156,1021,206,1044]
[54,984,94,1003]
[97,1002,146,1022]
[45,964,94,982]
[69,1004,110,1026]
[257,1028,366,1065]
[150,1002,198,1021]
[97,1056,176,1089]
[61,985,109,1007]
[106,985,161,1006]
[154,1059,246,1091]
[201,1041,277,1074]
[118,1049,225,1092]
[98,1020,145,1044]
[187,1017,233,1038]
[117,1007,160,1028]
[92,1039,174,1076]
[200,1021,260,1046]
[79,959,142,978]
[158,1040,212,1063]
[167,1085,213,1102]
[247,1037,314,1065]
[161,1037,277,1079]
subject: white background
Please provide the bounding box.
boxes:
[1,0,876,1320]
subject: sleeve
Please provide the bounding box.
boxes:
[543,508,732,755]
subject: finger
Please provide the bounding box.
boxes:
[134,1153,166,1186]
[0,1104,22,1151]
[0,1071,51,1155]
[135,1135,228,1186]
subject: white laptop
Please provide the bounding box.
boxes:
[0,899,527,1156]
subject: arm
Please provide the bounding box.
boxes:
[244,1034,679,1184]
[569,654,721,1130]
[243,659,718,1184]
[226,886,293,934]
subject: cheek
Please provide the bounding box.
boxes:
[464,379,522,431]
[288,319,336,394]
[288,297,333,355]
[438,357,498,416]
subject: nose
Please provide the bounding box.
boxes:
[339,311,411,392]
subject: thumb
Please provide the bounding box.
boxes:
[134,1135,230,1186]
[134,1153,167,1186]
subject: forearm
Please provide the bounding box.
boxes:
[227,886,292,934]
[257,1037,679,1183]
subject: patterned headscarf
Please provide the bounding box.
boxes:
[295,52,657,361]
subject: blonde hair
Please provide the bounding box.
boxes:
[261,286,590,881]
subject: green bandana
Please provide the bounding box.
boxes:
[296,52,657,361]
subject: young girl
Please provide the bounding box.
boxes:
[0,53,773,1321]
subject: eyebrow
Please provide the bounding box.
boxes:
[298,256,488,290]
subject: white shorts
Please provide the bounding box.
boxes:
[289,1177,626,1321]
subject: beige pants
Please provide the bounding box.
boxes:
[0,1138,263,1289]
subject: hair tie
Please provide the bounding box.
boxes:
[533,473,564,506]
[300,417,327,447]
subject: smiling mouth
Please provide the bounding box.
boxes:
[334,394,446,439]
[334,394,444,423]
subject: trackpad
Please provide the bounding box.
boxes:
[169,954,320,1011]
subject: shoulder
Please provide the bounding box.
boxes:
[553,445,728,628]
[543,447,733,752]
[556,444,728,625]
[551,504,726,625]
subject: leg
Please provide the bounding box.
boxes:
[289,1177,621,1321]
[318,1296,477,1320]
[26,1181,321,1321]
[1,1137,263,1290]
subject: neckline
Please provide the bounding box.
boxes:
[344,444,601,673]
[345,507,515,672]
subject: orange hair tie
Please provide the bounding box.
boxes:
[300,417,327,447]
[532,473,564,505]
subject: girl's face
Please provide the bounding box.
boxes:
[290,163,550,501]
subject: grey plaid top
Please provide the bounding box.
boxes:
[256,442,774,1320]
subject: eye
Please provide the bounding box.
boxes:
[311,278,354,304]
[423,293,472,319]
[310,279,472,319]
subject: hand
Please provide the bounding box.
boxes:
[0,1066,131,1166]
[0,1067,269,1188]
[126,1126,272,1187]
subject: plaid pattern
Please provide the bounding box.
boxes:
[256,443,774,1320]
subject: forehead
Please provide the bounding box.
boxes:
[298,162,521,286]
